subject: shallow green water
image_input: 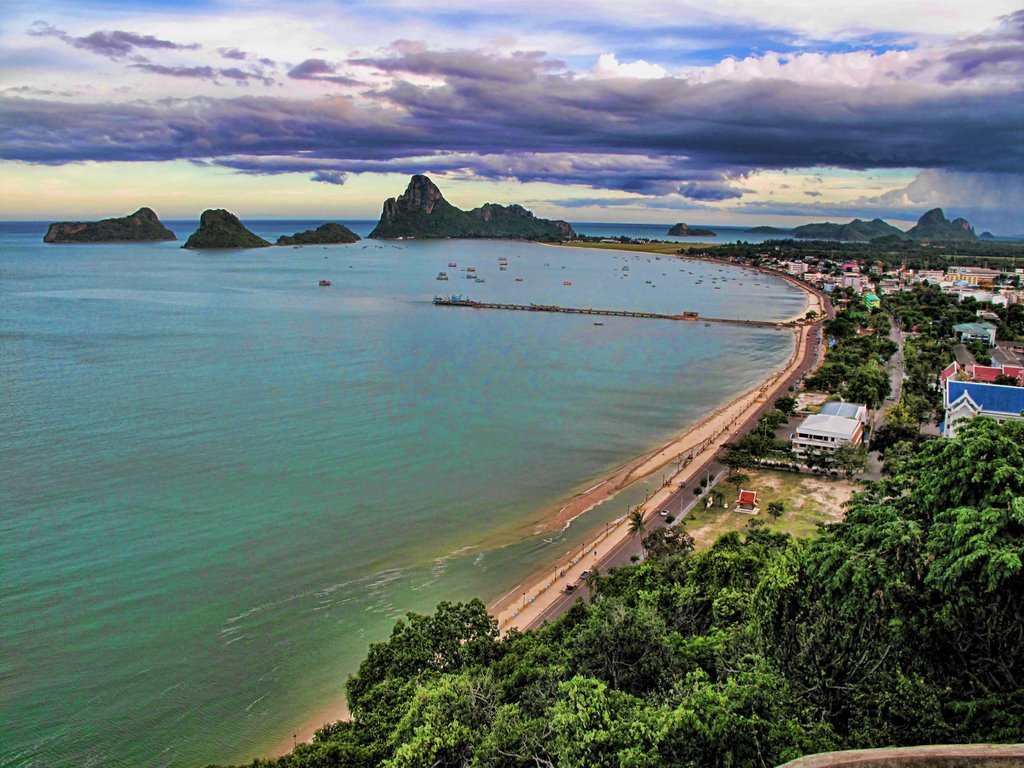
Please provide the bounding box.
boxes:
[0,220,803,766]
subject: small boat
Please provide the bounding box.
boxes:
[436,272,449,280]
[467,267,476,273]
[499,265,508,270]
[475,277,486,283]
[622,266,629,271]
[319,279,331,287]
[563,281,572,286]
[515,277,524,282]
[593,322,604,326]
[448,261,457,268]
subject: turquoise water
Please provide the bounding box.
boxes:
[1,220,804,766]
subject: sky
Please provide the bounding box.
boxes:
[1,1,1022,232]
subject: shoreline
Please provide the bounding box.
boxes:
[271,248,824,758]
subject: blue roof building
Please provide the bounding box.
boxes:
[820,401,868,422]
[943,379,1024,437]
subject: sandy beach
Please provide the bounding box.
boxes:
[273,254,825,756]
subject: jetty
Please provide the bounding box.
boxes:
[432,297,802,329]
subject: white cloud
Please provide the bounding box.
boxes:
[589,53,669,79]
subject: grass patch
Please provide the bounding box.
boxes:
[686,468,856,550]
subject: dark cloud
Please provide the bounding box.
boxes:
[287,59,360,86]
[311,170,348,185]
[350,47,563,84]
[804,190,823,197]
[218,48,249,61]
[128,63,275,86]
[1,47,1021,207]
[28,21,199,61]
[678,181,745,201]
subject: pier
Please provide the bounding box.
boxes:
[432,297,802,329]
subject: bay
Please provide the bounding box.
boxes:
[0,219,804,766]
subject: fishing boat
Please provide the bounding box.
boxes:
[319,279,331,287]
[515,277,524,282]
[475,277,486,283]
[563,281,572,286]
[448,261,457,268]
[466,266,476,273]
[436,272,449,280]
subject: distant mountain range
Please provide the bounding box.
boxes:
[370,175,575,240]
[783,208,978,242]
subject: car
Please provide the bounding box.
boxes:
[564,583,576,593]
[580,569,592,579]
[659,509,669,517]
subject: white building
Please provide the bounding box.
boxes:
[791,413,865,457]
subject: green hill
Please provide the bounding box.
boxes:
[43,207,176,243]
[668,222,716,236]
[182,209,270,249]
[369,175,575,240]
[277,223,361,245]
[792,217,904,241]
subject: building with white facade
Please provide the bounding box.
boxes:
[791,413,865,457]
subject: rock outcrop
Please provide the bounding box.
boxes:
[905,208,978,242]
[369,175,575,240]
[276,223,361,246]
[668,222,716,237]
[43,207,176,243]
[182,210,270,249]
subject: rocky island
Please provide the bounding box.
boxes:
[745,225,792,235]
[276,223,360,246]
[182,209,270,249]
[667,222,716,237]
[369,175,575,240]
[43,207,176,243]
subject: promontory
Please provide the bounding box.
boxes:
[43,207,176,243]
[276,223,360,246]
[369,175,575,240]
[182,210,270,249]
[668,222,716,237]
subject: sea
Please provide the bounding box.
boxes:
[1,219,805,767]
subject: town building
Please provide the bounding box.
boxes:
[819,401,869,422]
[863,293,881,310]
[940,361,1024,386]
[952,322,997,346]
[791,413,865,457]
[942,378,1024,437]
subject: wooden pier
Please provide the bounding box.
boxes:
[432,297,799,329]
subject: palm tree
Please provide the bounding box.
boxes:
[628,508,647,555]
[583,567,601,593]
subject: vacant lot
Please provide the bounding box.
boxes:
[686,468,856,549]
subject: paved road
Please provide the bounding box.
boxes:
[526,299,830,629]
[873,315,906,431]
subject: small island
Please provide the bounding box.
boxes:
[182,209,270,249]
[276,223,361,246]
[667,222,716,237]
[369,175,575,240]
[745,225,792,235]
[43,207,176,243]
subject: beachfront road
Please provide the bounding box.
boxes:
[526,302,829,630]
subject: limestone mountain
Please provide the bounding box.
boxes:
[182,210,271,249]
[276,223,360,246]
[369,175,575,240]
[905,208,978,242]
[43,207,176,243]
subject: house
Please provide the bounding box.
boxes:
[952,322,997,346]
[791,413,865,457]
[735,489,759,514]
[863,293,881,310]
[943,379,1024,437]
[842,274,865,291]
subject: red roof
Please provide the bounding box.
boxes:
[737,490,758,507]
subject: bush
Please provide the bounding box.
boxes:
[666,515,676,524]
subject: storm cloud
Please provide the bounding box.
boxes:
[28,21,199,60]
[2,42,1022,205]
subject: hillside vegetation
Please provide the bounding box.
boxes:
[224,417,1024,768]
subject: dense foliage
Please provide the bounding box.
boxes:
[183,209,271,249]
[277,223,361,245]
[225,418,1024,768]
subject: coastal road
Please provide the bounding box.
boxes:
[525,310,828,630]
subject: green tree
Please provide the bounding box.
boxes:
[768,501,785,518]
[845,361,891,408]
